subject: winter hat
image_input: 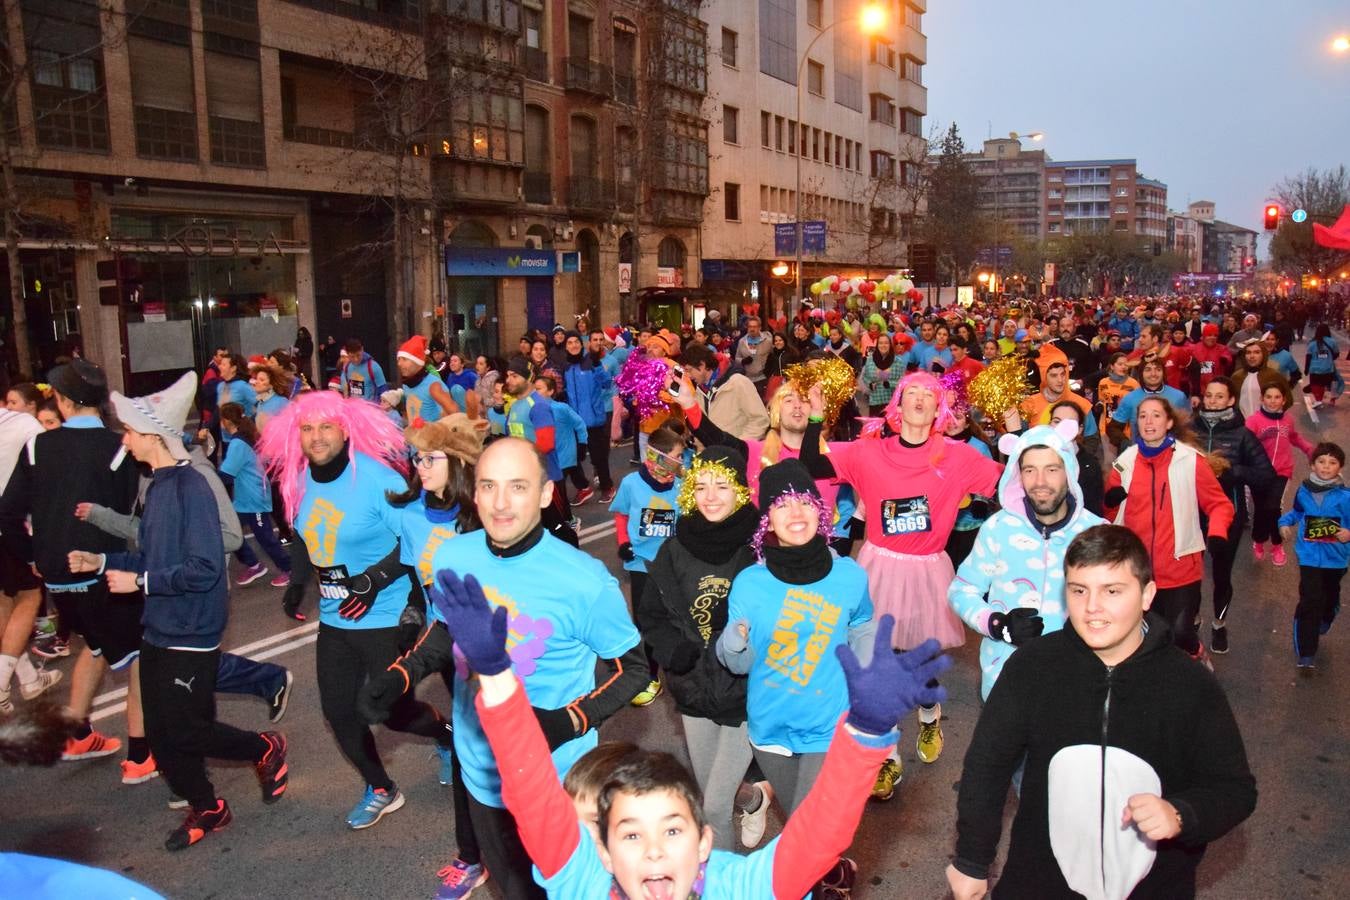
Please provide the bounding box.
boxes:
[506,356,532,379]
[248,354,268,370]
[110,371,196,461]
[48,359,108,408]
[380,388,404,408]
[603,326,622,343]
[1201,323,1219,337]
[406,413,484,467]
[676,444,750,514]
[398,335,428,367]
[751,458,830,558]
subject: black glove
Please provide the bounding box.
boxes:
[338,587,374,622]
[1206,534,1228,559]
[281,583,307,621]
[618,542,635,562]
[339,544,408,621]
[357,669,407,725]
[397,602,426,654]
[665,641,702,675]
[577,442,588,463]
[966,497,991,519]
[533,705,579,751]
[1104,486,1128,508]
[987,608,1045,645]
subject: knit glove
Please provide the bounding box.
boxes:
[987,608,1044,645]
[532,706,580,750]
[618,542,636,562]
[357,669,407,725]
[397,602,426,655]
[428,570,512,676]
[836,616,951,736]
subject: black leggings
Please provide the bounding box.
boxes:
[316,624,451,791]
[1152,582,1202,655]
[466,794,547,900]
[1209,515,1245,622]
[439,670,481,866]
[1251,477,1289,545]
[1294,566,1344,660]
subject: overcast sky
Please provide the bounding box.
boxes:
[925,0,1350,235]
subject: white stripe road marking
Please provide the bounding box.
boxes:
[88,529,618,719]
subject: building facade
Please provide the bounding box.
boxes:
[1167,201,1256,275]
[698,0,928,317]
[1042,159,1166,241]
[968,137,1047,240]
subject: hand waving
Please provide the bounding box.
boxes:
[429,570,512,676]
[835,615,951,736]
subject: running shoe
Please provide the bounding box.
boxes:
[816,856,858,898]
[121,754,159,785]
[435,859,489,900]
[256,731,289,803]
[167,795,189,810]
[598,487,617,504]
[870,758,903,801]
[269,573,291,588]
[739,781,773,849]
[62,730,122,760]
[346,785,405,829]
[435,743,454,786]
[1210,623,1229,655]
[916,717,943,764]
[267,670,294,723]
[1271,545,1287,567]
[165,798,232,851]
[1251,541,1265,561]
[19,668,62,700]
[237,563,268,586]
[572,486,595,506]
[630,679,662,707]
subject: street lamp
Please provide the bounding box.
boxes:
[793,3,887,318]
[1333,35,1349,53]
[991,129,1043,295]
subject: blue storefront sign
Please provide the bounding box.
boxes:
[559,251,581,273]
[445,247,557,277]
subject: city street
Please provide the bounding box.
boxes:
[2,347,1349,900]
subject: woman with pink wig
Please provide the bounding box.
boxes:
[797,371,1003,793]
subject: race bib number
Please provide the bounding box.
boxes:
[881,496,932,536]
[639,508,676,539]
[318,564,351,601]
[1304,516,1341,543]
[1199,360,1214,375]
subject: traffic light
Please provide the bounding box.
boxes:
[1263,204,1280,231]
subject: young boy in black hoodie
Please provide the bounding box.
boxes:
[948,525,1256,900]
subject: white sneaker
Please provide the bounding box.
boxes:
[739,781,773,849]
[0,686,11,715]
[19,668,62,701]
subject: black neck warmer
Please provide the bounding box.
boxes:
[403,368,427,389]
[310,442,351,483]
[676,504,759,565]
[490,520,545,558]
[763,534,832,585]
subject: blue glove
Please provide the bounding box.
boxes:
[429,570,512,676]
[835,615,952,736]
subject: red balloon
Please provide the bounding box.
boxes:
[908,287,924,301]
[861,281,875,293]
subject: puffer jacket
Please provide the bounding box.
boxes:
[1194,407,1276,527]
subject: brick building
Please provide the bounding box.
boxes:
[1043,159,1166,241]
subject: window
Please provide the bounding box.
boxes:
[806,60,824,95]
[869,38,895,68]
[524,5,543,48]
[721,28,737,67]
[774,115,784,151]
[1115,171,1129,180]
[451,78,526,164]
[761,111,771,147]
[206,50,264,167]
[130,37,197,161]
[1048,189,1062,199]
[869,93,894,125]
[759,0,797,84]
[870,150,894,178]
[800,123,809,156]
[1115,187,1128,197]
[722,105,738,144]
[1114,220,1128,232]
[901,108,922,137]
[1115,206,1128,215]
[902,57,923,84]
[568,12,592,59]
[24,0,110,152]
[807,0,822,27]
[1049,173,1063,183]
[725,182,740,220]
[812,128,820,160]
[905,4,922,30]
[787,119,796,154]
[844,140,852,170]
[834,31,862,111]
[823,131,831,164]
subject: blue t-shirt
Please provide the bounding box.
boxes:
[609,471,681,573]
[256,392,288,427]
[0,852,166,900]
[217,379,258,444]
[403,374,444,424]
[342,355,387,401]
[1111,384,1189,427]
[540,834,781,899]
[728,559,872,754]
[432,530,641,807]
[550,400,588,470]
[296,451,410,629]
[506,391,562,481]
[399,494,462,590]
[219,438,271,514]
[446,369,478,393]
[910,341,937,370]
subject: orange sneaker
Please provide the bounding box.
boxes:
[121,753,160,784]
[62,730,122,761]
[165,799,232,851]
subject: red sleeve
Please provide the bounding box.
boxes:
[476,679,581,879]
[614,512,629,547]
[1103,465,1124,520]
[683,402,703,429]
[771,718,893,899]
[534,425,556,454]
[1195,456,1234,538]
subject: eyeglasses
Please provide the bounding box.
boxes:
[413,452,449,469]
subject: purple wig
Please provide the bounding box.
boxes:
[256,391,409,522]
[751,490,834,559]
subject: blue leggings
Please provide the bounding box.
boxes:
[234,512,292,572]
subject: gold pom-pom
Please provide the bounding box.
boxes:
[968,355,1033,423]
[783,357,856,428]
[676,458,751,515]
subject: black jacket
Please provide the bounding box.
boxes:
[0,422,140,585]
[1194,408,1277,526]
[638,524,754,726]
[954,613,1257,899]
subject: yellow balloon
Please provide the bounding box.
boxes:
[810,282,824,295]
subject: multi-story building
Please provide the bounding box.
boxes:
[698,0,928,316]
[1043,159,1166,241]
[1167,213,1203,272]
[968,137,1047,240]
[1167,201,1256,275]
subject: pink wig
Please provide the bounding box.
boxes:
[256,391,409,522]
[860,371,955,439]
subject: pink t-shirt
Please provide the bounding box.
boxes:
[827,436,1002,554]
[747,439,843,515]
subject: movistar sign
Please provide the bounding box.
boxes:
[446,247,558,277]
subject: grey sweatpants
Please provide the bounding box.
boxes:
[681,715,755,850]
[751,746,826,817]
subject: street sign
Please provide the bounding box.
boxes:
[1291,208,1308,224]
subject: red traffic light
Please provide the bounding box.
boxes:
[1263,205,1280,230]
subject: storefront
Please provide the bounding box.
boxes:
[445,244,568,357]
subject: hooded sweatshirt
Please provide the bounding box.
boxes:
[948,425,1106,698]
[1279,477,1350,570]
[1019,344,1098,438]
[1245,406,1315,478]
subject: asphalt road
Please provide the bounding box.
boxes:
[2,340,1349,899]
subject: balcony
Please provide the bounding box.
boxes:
[284,121,401,153]
[651,190,702,226]
[564,58,612,97]
[523,170,552,204]
[567,175,615,211]
[522,46,548,83]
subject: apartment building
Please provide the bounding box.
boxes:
[1043,159,1166,242]
[699,0,928,316]
[968,136,1047,240]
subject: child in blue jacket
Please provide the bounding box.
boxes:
[535,375,590,508]
[1280,442,1350,669]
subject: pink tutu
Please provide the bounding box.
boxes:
[857,543,966,650]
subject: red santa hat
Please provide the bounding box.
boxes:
[397,335,428,367]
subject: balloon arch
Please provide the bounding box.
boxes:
[809,273,925,309]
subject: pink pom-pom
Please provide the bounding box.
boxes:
[614,348,670,421]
